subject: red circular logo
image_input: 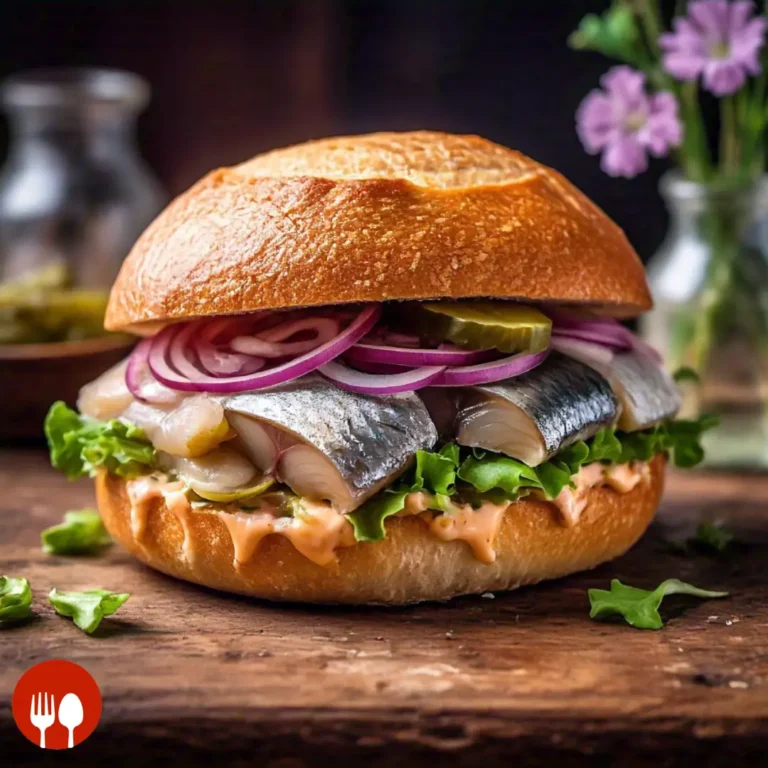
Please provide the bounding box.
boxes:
[12,660,101,750]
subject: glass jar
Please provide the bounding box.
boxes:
[0,68,165,288]
[641,172,768,468]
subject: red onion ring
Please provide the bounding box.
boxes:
[231,316,340,358]
[551,327,630,351]
[196,339,265,376]
[431,349,549,387]
[346,341,494,367]
[319,359,446,395]
[148,305,381,392]
[549,312,662,362]
[125,338,179,404]
[344,357,411,375]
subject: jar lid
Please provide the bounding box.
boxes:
[1,68,150,112]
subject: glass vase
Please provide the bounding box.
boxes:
[641,172,768,469]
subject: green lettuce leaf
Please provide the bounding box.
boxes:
[413,448,457,495]
[347,415,718,544]
[588,578,727,630]
[0,576,33,622]
[457,454,540,496]
[45,401,156,480]
[41,509,112,555]
[48,588,130,634]
[346,490,409,542]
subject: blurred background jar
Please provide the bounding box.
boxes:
[0,68,165,439]
[0,67,165,344]
[641,173,768,469]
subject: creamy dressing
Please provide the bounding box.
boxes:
[125,461,649,567]
[427,501,508,564]
[126,475,185,542]
[550,461,647,527]
[126,475,198,563]
[217,500,355,569]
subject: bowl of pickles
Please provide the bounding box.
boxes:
[0,264,133,440]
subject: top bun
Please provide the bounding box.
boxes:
[105,131,651,332]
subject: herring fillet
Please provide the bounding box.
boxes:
[596,350,681,431]
[454,352,619,466]
[223,375,438,511]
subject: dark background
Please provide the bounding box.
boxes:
[0,0,676,261]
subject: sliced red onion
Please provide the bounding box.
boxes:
[551,336,615,369]
[550,311,662,362]
[552,327,631,351]
[148,305,381,392]
[196,339,265,376]
[431,349,549,387]
[344,357,411,375]
[319,359,446,395]
[125,338,179,404]
[231,317,340,358]
[346,341,493,367]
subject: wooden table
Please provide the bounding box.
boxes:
[1,449,766,766]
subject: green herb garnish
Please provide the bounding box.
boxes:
[48,588,130,634]
[588,578,728,630]
[692,522,734,553]
[42,509,112,555]
[0,576,33,623]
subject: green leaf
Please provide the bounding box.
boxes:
[589,578,728,630]
[413,449,458,495]
[346,414,719,544]
[346,491,409,542]
[692,522,734,553]
[568,4,641,62]
[533,461,573,499]
[41,509,112,555]
[673,366,700,383]
[48,588,130,634]
[45,401,156,480]
[0,576,33,622]
[458,454,541,496]
[586,429,623,463]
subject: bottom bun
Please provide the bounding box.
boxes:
[96,455,665,605]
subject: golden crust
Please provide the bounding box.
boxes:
[105,131,651,332]
[95,456,664,605]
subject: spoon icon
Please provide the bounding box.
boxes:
[58,693,84,748]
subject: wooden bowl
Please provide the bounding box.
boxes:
[0,335,134,441]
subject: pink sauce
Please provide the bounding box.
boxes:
[550,461,648,527]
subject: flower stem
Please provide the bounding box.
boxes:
[719,97,740,177]
[635,0,713,182]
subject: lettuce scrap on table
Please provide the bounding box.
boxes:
[48,588,130,634]
[348,416,718,543]
[588,578,727,630]
[41,509,113,555]
[0,576,34,623]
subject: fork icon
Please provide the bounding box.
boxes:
[30,692,55,748]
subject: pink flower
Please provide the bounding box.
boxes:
[660,0,766,96]
[576,67,683,178]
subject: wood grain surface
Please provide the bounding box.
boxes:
[0,449,766,767]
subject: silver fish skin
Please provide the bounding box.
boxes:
[600,350,681,431]
[455,352,619,465]
[222,375,438,511]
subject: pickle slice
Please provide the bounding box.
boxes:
[410,302,552,353]
[192,476,276,503]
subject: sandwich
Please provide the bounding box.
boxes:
[44,131,714,604]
